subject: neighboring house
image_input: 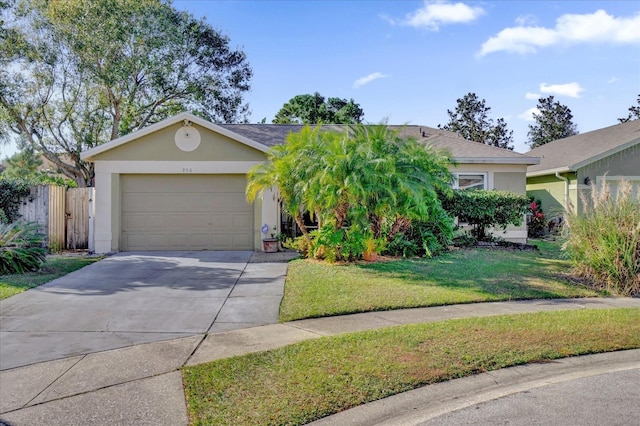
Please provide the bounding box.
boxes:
[81,112,539,254]
[526,120,640,217]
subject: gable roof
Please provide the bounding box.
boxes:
[80,113,539,166]
[80,112,271,161]
[526,120,640,177]
[220,124,539,165]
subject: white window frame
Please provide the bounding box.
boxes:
[452,172,488,191]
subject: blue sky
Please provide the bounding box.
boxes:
[174,0,640,153]
[3,0,637,159]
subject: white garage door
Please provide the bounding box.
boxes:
[121,174,253,251]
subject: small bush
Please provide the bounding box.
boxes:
[441,190,529,241]
[563,179,639,296]
[0,222,47,274]
[452,232,478,247]
[0,177,32,223]
[527,198,547,238]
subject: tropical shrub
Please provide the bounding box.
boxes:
[442,190,529,241]
[0,177,32,223]
[247,124,454,261]
[303,226,385,263]
[563,179,639,296]
[527,198,547,238]
[0,222,47,274]
[385,204,454,258]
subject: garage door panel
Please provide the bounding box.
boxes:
[121,175,254,251]
[123,233,147,249]
[178,195,212,211]
[210,234,234,249]
[232,213,253,228]
[232,194,251,209]
[232,234,252,248]
[167,214,208,228]
[124,214,166,230]
[126,175,247,193]
[122,193,168,212]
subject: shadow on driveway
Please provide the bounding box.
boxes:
[0,251,287,370]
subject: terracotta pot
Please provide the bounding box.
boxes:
[363,251,378,262]
[262,238,278,253]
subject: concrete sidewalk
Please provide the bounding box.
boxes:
[1,297,639,425]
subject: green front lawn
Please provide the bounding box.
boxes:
[183,308,640,426]
[280,240,601,322]
[0,256,102,300]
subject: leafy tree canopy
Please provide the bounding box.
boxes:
[527,96,578,148]
[439,92,514,150]
[618,94,640,123]
[273,92,364,124]
[2,146,42,180]
[0,0,252,186]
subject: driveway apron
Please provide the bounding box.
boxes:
[0,251,285,370]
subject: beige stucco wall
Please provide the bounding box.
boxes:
[90,124,276,254]
[91,123,267,162]
[449,163,529,243]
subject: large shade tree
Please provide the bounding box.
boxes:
[0,0,252,186]
[272,92,364,124]
[439,92,514,150]
[246,124,453,258]
[527,96,578,148]
[2,146,42,180]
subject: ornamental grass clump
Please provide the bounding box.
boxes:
[564,179,640,296]
[0,222,47,274]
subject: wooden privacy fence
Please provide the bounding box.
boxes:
[17,185,94,251]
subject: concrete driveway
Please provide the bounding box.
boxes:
[0,251,288,370]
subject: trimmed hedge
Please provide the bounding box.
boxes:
[442,190,529,241]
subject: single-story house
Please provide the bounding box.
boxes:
[81,112,539,253]
[526,120,640,217]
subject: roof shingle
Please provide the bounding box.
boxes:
[526,120,640,175]
[219,124,539,165]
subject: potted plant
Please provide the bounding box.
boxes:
[262,225,278,253]
[363,237,384,262]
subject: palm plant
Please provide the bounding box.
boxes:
[247,122,455,260]
[0,222,47,274]
[246,125,326,247]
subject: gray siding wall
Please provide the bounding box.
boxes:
[578,144,640,182]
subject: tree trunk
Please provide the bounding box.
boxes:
[369,213,383,239]
[335,201,349,229]
[294,213,311,248]
[387,217,412,242]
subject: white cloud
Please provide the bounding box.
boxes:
[353,72,388,89]
[525,92,540,100]
[479,9,640,56]
[519,107,540,121]
[539,82,584,98]
[402,1,485,30]
[608,77,619,83]
[515,14,538,26]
